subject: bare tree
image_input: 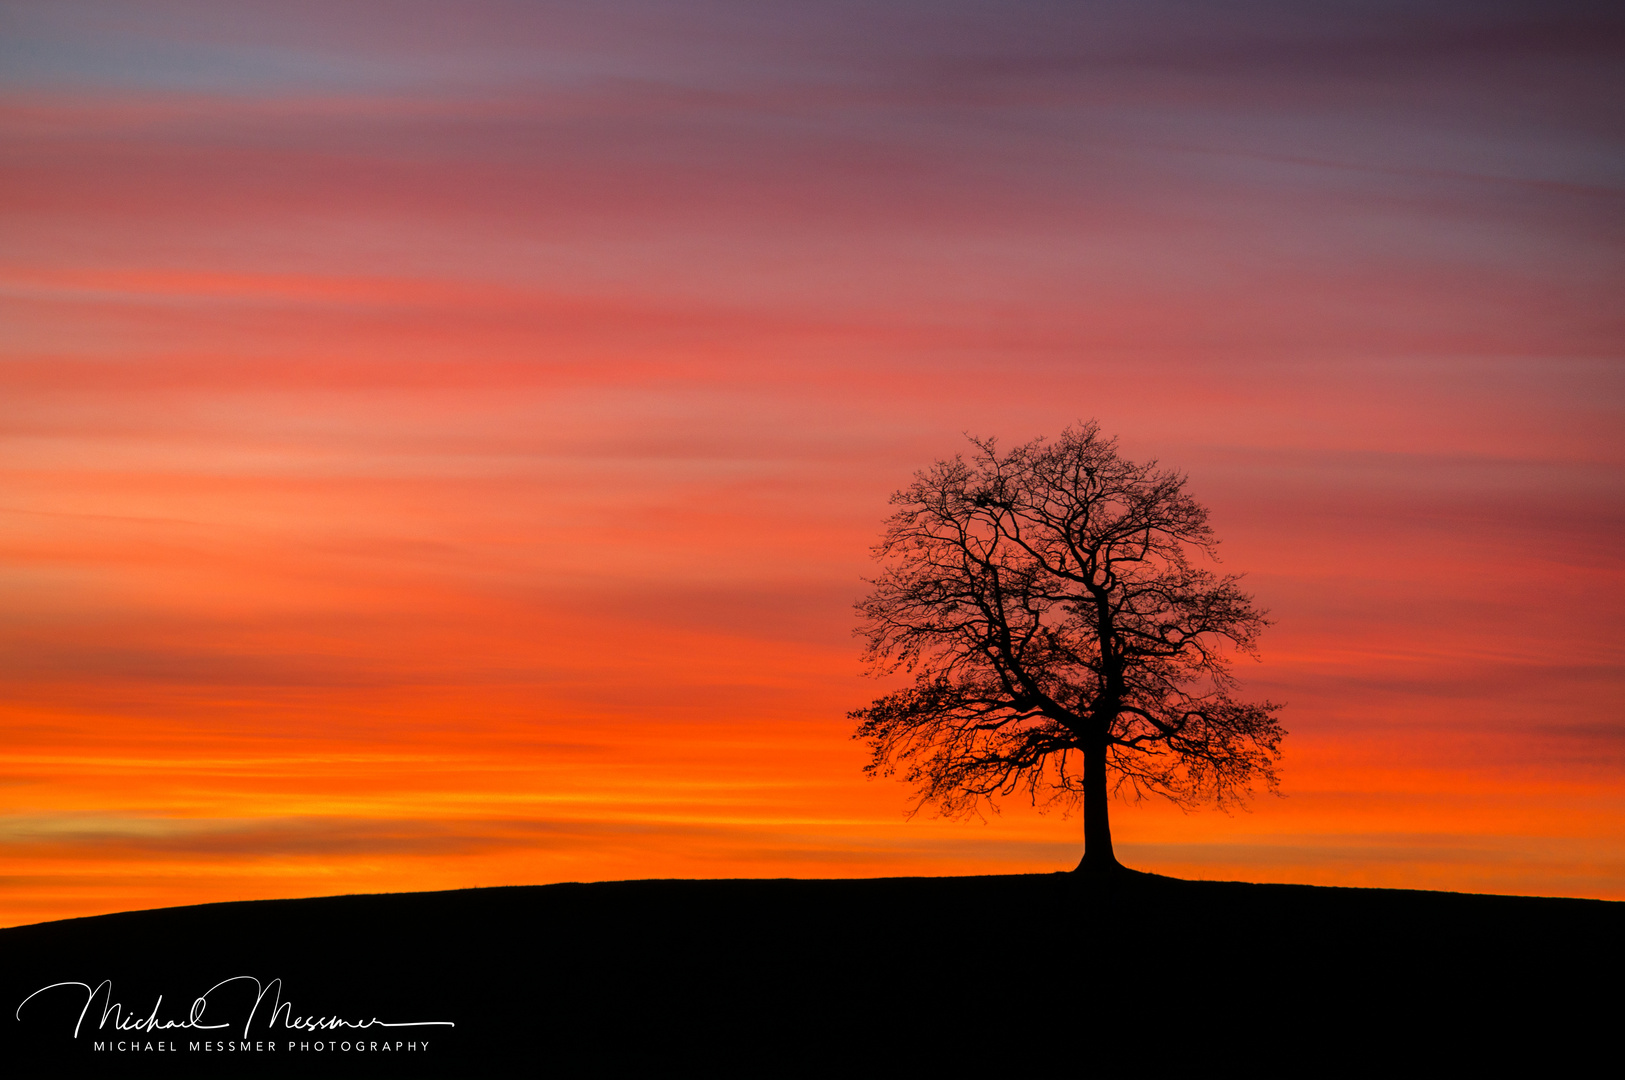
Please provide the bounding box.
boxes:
[851,423,1284,872]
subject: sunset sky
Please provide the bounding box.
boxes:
[2,0,1621,926]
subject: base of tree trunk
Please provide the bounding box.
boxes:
[1072,853,1128,875]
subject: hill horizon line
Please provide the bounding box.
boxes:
[7,867,1619,932]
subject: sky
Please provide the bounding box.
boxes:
[1,0,1621,926]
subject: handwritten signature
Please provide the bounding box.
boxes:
[16,978,455,1040]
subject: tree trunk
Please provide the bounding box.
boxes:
[1074,741,1121,873]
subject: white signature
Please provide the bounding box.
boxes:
[16,977,456,1039]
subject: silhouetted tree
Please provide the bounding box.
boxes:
[851,423,1283,872]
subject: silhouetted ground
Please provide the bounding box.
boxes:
[2,872,1617,1075]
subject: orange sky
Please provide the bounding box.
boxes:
[2,1,1622,925]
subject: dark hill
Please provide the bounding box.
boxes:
[3,872,1618,1074]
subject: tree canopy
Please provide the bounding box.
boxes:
[850,422,1284,871]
